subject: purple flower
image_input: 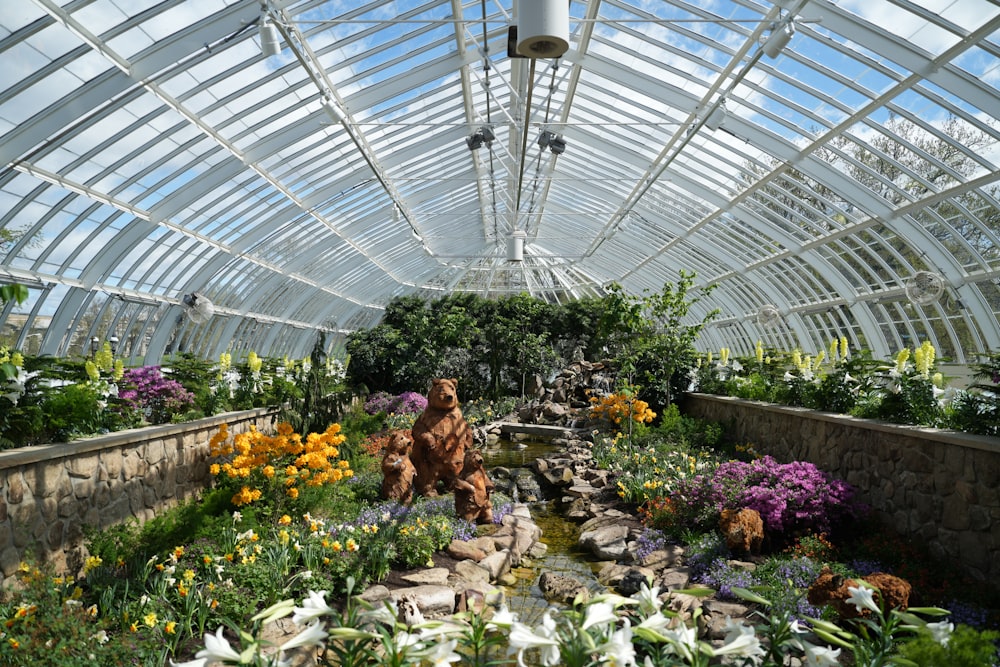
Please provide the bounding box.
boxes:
[118,366,194,424]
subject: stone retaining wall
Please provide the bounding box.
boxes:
[0,409,276,587]
[683,393,1000,590]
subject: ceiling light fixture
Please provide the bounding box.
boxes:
[259,16,282,57]
[704,99,727,131]
[762,19,795,58]
[507,230,526,262]
[515,0,569,59]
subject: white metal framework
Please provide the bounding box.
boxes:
[1,0,998,364]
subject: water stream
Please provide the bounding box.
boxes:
[483,439,606,625]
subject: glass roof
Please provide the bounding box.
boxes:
[1,0,998,365]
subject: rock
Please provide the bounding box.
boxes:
[597,562,631,587]
[447,539,487,562]
[527,541,548,558]
[453,559,491,584]
[468,536,497,555]
[497,572,518,586]
[538,571,590,605]
[701,599,754,640]
[658,566,692,591]
[579,523,629,560]
[358,584,392,605]
[478,550,513,581]
[640,545,685,571]
[389,585,456,618]
[401,567,450,586]
[667,591,703,623]
[567,482,599,498]
[456,581,503,613]
[616,568,653,596]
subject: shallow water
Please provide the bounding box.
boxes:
[483,440,605,626]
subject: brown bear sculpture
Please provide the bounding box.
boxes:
[453,448,495,524]
[719,508,764,558]
[410,378,472,497]
[381,429,417,505]
[806,566,912,619]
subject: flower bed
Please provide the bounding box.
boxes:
[683,392,1000,590]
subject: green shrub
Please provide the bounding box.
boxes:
[895,623,1000,667]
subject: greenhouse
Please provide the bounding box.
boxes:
[1,0,998,368]
[2,0,1000,665]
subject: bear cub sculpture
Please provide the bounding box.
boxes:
[410,378,472,497]
[718,508,764,558]
[807,566,912,619]
[453,448,495,524]
[380,430,417,505]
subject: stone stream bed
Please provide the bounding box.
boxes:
[482,439,606,626]
[331,431,763,667]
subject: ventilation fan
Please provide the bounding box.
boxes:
[756,304,781,327]
[905,271,945,306]
[182,292,215,324]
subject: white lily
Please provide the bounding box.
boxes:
[599,619,637,667]
[662,622,699,662]
[279,620,327,651]
[486,604,517,629]
[420,637,462,666]
[581,601,617,631]
[634,581,662,616]
[509,611,560,667]
[292,590,334,625]
[846,585,880,614]
[925,620,954,646]
[802,643,842,666]
[196,626,242,663]
[713,617,765,660]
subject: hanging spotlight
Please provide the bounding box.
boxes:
[762,20,795,58]
[536,129,566,154]
[548,134,566,155]
[259,16,282,57]
[704,100,727,131]
[466,125,494,151]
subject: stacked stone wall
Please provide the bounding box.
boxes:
[683,393,1000,591]
[0,409,276,587]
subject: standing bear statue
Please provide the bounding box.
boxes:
[453,448,494,524]
[380,430,417,505]
[410,378,472,497]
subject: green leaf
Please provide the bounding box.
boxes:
[730,587,771,606]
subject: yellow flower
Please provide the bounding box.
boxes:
[165,621,176,635]
[183,568,196,581]
[287,487,299,499]
[278,514,292,526]
[144,612,158,628]
[83,555,103,574]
